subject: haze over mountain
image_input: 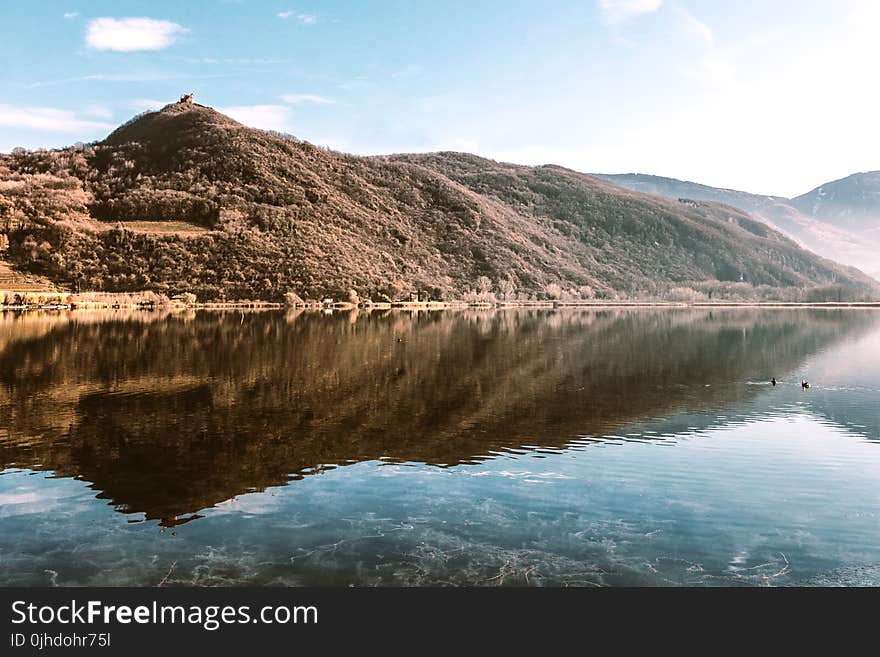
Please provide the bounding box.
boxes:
[595,173,880,280]
[791,171,880,233]
[0,100,876,302]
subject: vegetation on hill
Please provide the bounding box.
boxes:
[396,154,877,300]
[0,101,876,302]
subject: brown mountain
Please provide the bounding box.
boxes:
[0,99,876,301]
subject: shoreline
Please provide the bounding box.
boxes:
[4,284,880,312]
[3,299,880,312]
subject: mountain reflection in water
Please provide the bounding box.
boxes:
[1,308,876,529]
[0,309,880,584]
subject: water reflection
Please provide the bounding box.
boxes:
[1,308,876,529]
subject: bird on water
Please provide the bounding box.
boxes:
[771,377,777,386]
[801,379,811,389]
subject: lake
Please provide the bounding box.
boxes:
[1,307,879,586]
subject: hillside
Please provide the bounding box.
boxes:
[595,173,880,280]
[395,153,876,297]
[0,99,876,302]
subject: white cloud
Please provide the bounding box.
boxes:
[0,104,114,133]
[598,0,662,24]
[85,17,188,52]
[219,104,293,132]
[281,93,334,105]
[64,12,79,19]
[480,2,880,198]
[278,11,317,24]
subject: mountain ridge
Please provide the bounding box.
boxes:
[594,172,880,280]
[791,170,880,233]
[0,100,876,302]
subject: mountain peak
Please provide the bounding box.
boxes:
[103,98,243,147]
[791,170,880,233]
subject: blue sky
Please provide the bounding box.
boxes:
[1,0,878,197]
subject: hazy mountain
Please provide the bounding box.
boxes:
[0,100,875,301]
[595,173,880,280]
[791,171,880,233]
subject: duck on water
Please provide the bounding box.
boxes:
[769,377,810,388]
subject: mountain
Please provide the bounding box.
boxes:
[595,173,880,280]
[0,99,876,302]
[791,171,880,233]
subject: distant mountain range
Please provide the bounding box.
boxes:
[791,171,880,234]
[595,172,880,280]
[0,99,876,302]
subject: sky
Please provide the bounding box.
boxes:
[1,0,879,197]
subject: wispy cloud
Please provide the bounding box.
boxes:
[227,58,289,65]
[0,104,115,133]
[598,0,662,25]
[278,11,317,24]
[671,8,731,89]
[674,6,713,45]
[27,73,174,89]
[281,93,334,105]
[85,17,189,52]
[173,56,220,65]
[219,104,293,132]
[169,56,289,66]
[63,12,79,19]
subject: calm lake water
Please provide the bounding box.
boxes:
[1,307,880,586]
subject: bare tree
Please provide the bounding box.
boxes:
[499,276,516,300]
[545,282,562,300]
